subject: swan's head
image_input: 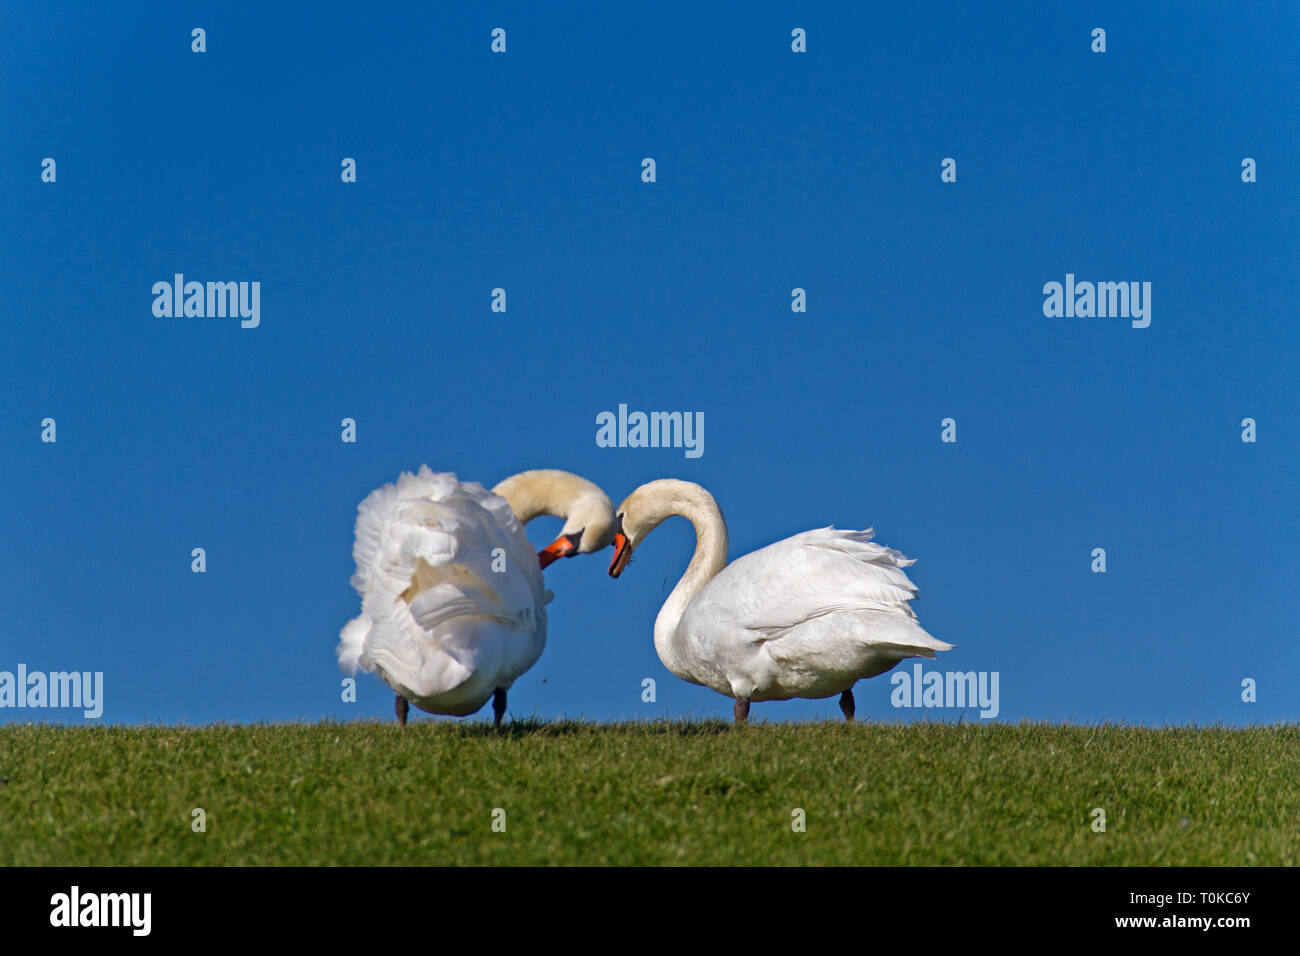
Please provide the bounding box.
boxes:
[491,469,616,569]
[608,479,713,578]
[605,478,728,574]
[608,510,635,577]
[538,490,617,569]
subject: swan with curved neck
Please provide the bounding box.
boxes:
[339,466,615,727]
[492,469,615,568]
[609,479,951,724]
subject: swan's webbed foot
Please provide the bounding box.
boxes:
[395,695,409,728]
[493,688,507,729]
[733,697,750,725]
[839,689,856,723]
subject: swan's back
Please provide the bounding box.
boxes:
[338,466,551,712]
[677,527,951,700]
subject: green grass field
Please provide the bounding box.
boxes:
[2,721,1297,865]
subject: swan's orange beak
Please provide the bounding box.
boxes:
[538,532,581,569]
[609,532,632,578]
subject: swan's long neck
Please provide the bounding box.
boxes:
[635,482,729,671]
[492,470,599,524]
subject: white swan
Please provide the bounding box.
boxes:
[608,479,952,723]
[338,467,614,726]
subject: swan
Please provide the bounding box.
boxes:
[338,466,614,727]
[608,479,952,724]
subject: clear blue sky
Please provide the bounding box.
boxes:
[2,2,1296,726]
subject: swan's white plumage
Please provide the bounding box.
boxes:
[614,480,952,711]
[337,466,552,716]
[732,529,925,635]
[676,527,951,702]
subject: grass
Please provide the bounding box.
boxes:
[2,720,1298,865]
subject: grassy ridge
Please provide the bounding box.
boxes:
[2,721,1298,865]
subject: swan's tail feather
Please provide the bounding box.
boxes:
[859,612,953,658]
[881,633,955,659]
[337,614,371,674]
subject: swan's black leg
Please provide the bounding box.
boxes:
[733,697,750,725]
[839,688,856,723]
[493,688,507,729]
[395,695,409,728]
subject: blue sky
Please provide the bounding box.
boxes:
[2,2,1296,726]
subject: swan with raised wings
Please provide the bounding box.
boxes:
[338,467,614,727]
[608,479,951,723]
